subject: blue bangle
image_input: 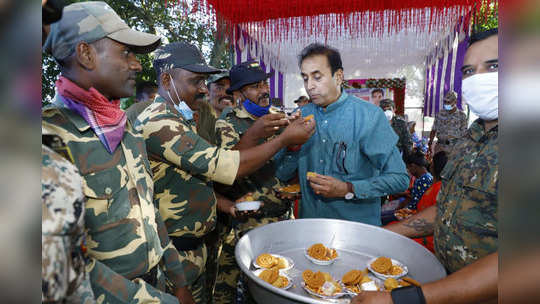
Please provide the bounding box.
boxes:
[390,286,426,304]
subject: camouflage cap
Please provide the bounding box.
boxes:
[207,71,230,85]
[153,41,221,76]
[443,90,458,103]
[43,1,161,61]
[379,98,395,109]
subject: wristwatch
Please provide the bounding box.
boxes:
[344,182,355,200]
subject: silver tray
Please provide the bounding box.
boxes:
[235,218,446,304]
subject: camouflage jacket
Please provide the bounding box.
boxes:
[434,119,498,273]
[43,98,187,303]
[42,145,95,304]
[391,116,413,154]
[134,96,240,239]
[196,101,219,145]
[214,107,289,217]
[126,99,153,125]
[433,109,468,141]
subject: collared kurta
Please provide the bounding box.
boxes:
[434,119,498,273]
[276,91,409,225]
[42,96,187,304]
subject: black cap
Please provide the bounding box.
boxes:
[379,99,395,109]
[226,61,271,94]
[153,42,221,76]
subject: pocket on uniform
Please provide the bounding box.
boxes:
[82,166,129,228]
[454,178,498,238]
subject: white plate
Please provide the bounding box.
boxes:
[304,249,338,266]
[367,257,409,280]
[252,269,293,290]
[301,281,349,299]
[235,201,261,211]
[252,254,294,272]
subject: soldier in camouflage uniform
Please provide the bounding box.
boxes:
[213,61,295,304]
[433,119,498,272]
[196,72,233,145]
[354,29,499,304]
[429,91,468,154]
[42,2,194,303]
[380,99,413,154]
[42,145,95,303]
[134,43,315,303]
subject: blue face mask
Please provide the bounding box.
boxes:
[243,98,271,117]
[168,74,194,120]
[443,104,454,111]
[174,101,194,120]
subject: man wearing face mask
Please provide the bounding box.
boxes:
[380,99,413,154]
[134,42,315,303]
[428,91,468,154]
[42,2,195,303]
[352,28,498,304]
[276,43,409,225]
[212,61,298,302]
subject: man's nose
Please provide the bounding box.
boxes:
[129,55,142,72]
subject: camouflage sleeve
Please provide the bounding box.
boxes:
[155,208,188,289]
[42,145,95,303]
[215,117,240,149]
[140,111,240,185]
[402,121,413,153]
[432,114,439,132]
[87,257,179,304]
[461,113,468,135]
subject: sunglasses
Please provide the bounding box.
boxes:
[334,141,349,175]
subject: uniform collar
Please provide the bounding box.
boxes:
[52,94,91,132]
[236,106,257,120]
[154,95,181,116]
[317,89,348,114]
[469,118,498,142]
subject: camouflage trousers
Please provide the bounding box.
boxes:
[213,213,292,304]
[175,242,209,304]
[204,218,232,304]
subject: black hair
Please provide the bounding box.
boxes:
[298,43,343,75]
[431,151,448,180]
[405,150,429,169]
[468,28,498,48]
[136,81,158,100]
[371,88,384,96]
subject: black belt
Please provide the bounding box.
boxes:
[135,264,158,287]
[170,235,204,251]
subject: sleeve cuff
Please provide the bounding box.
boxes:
[351,180,370,200]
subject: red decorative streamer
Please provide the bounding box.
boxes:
[168,0,496,47]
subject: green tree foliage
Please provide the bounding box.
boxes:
[42,0,231,105]
[472,1,498,33]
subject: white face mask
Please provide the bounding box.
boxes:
[168,74,194,120]
[443,104,454,111]
[462,72,498,120]
[384,110,394,120]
